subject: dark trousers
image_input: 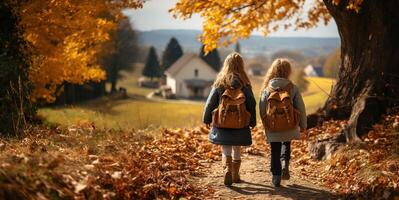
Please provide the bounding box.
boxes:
[270,141,291,176]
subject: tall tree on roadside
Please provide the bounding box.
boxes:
[0,1,35,135]
[235,42,241,53]
[172,0,399,141]
[103,18,139,93]
[199,45,221,72]
[143,47,162,80]
[161,37,183,71]
[17,0,143,102]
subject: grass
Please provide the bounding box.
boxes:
[303,77,335,114]
[116,64,154,97]
[39,98,204,130]
[39,65,334,129]
[39,64,206,130]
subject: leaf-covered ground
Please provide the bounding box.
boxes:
[0,113,398,199]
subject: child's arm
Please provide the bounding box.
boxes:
[293,86,307,130]
[244,88,257,128]
[259,90,268,127]
[202,87,219,125]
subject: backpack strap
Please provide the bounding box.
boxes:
[218,87,226,103]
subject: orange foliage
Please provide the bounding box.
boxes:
[16,0,143,102]
[0,125,218,199]
[171,0,363,53]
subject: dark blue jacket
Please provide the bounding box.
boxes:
[202,86,256,146]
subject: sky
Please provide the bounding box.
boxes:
[124,0,339,38]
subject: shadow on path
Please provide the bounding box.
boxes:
[199,154,337,200]
[228,181,336,199]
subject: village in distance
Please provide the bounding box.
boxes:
[39,29,339,130]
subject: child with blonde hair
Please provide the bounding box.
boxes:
[259,59,307,187]
[203,52,256,186]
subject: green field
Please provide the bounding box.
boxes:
[39,66,334,129]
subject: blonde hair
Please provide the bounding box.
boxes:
[262,58,292,90]
[213,52,251,88]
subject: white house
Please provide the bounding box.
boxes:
[304,64,324,77]
[165,54,217,99]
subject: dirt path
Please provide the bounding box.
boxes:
[197,154,336,200]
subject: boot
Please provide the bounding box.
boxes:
[232,160,241,183]
[272,175,281,187]
[281,160,290,180]
[223,156,233,186]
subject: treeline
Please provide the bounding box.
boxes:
[56,18,140,105]
[0,0,144,135]
[141,37,224,80]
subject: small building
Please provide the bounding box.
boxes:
[304,64,324,77]
[165,54,217,99]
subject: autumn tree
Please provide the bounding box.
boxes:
[162,37,183,71]
[199,45,221,71]
[17,0,143,102]
[323,48,340,78]
[143,47,162,80]
[172,0,399,141]
[0,1,35,135]
[102,18,139,93]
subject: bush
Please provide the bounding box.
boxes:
[292,69,309,92]
[323,48,340,78]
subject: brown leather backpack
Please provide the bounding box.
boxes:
[262,82,299,132]
[212,87,251,129]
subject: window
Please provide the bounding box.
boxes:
[194,69,199,77]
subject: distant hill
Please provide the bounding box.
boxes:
[137,29,340,57]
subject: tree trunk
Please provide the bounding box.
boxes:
[110,79,117,93]
[110,67,118,93]
[318,0,399,141]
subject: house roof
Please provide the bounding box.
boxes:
[165,53,215,77]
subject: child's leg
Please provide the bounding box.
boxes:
[270,142,282,175]
[280,141,291,162]
[280,141,291,180]
[221,145,233,185]
[232,146,241,160]
[222,145,233,157]
[231,146,241,183]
